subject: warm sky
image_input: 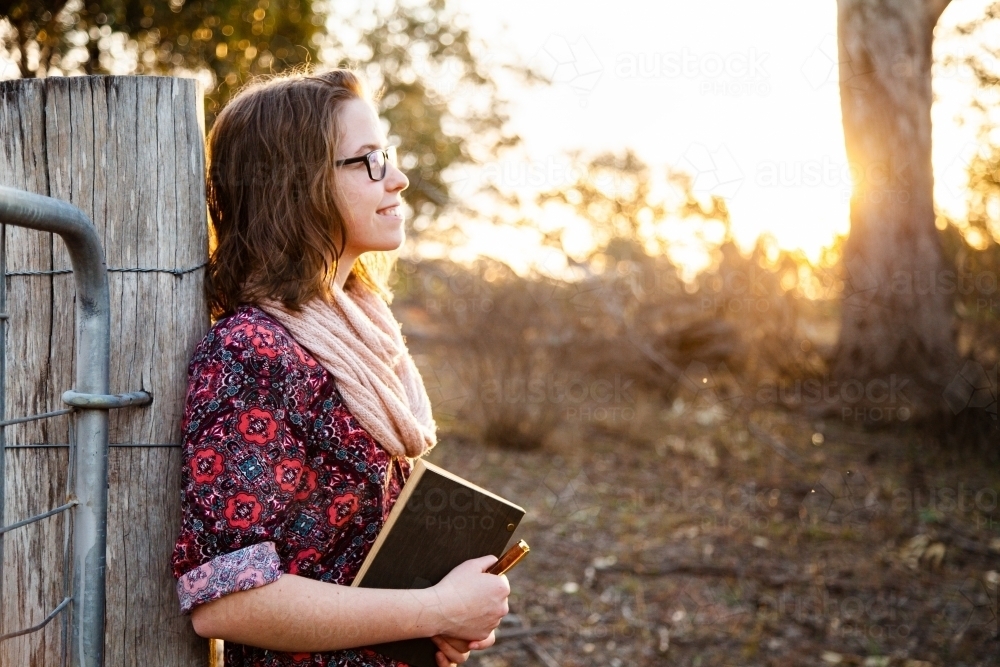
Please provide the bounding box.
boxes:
[444,0,991,273]
[0,1,991,276]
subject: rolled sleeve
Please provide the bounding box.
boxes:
[171,312,310,615]
[177,541,283,615]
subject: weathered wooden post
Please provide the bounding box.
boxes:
[0,76,209,666]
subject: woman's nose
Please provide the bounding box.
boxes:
[385,162,409,192]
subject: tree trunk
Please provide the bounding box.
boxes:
[833,0,957,420]
[0,76,209,666]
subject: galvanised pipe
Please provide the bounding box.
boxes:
[0,185,110,667]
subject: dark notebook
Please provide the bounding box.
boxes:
[351,459,525,667]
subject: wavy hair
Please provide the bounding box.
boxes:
[205,68,392,318]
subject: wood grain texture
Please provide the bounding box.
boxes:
[832,0,958,410]
[0,76,209,666]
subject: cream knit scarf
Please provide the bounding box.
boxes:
[259,276,436,459]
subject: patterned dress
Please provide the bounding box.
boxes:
[171,305,411,667]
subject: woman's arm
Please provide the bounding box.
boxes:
[190,556,509,653]
[192,575,441,651]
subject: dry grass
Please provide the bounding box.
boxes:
[394,253,999,666]
[423,399,999,667]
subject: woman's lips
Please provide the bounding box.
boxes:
[377,205,402,218]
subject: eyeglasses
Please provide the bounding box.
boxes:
[334,146,397,181]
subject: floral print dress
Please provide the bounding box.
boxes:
[171,305,411,667]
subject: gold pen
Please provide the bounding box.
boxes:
[486,540,530,576]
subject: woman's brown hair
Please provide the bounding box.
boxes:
[205,68,391,318]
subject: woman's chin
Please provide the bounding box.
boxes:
[373,230,405,252]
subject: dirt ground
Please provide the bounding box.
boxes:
[422,398,1000,667]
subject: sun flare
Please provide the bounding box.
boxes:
[440,0,989,278]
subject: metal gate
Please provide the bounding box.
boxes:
[0,185,152,667]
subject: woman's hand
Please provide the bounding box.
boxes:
[430,555,510,642]
[431,633,497,666]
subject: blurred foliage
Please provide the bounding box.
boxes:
[939,3,1000,368]
[860,4,1000,445]
[0,0,520,229]
[0,0,321,117]
[537,150,671,253]
[393,151,844,449]
[536,150,833,394]
[536,150,729,263]
[393,257,573,450]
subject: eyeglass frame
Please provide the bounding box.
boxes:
[334,145,398,182]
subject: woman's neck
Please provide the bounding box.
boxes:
[333,252,358,290]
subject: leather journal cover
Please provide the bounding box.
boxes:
[351,459,525,667]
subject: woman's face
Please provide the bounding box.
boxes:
[335,98,409,260]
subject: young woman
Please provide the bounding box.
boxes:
[170,69,510,667]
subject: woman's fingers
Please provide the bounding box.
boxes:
[434,635,472,653]
[433,629,496,663]
[467,630,497,651]
[432,635,471,664]
[432,638,458,667]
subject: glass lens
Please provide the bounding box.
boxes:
[367,149,387,181]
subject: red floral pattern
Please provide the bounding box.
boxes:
[171,305,411,667]
[328,492,360,528]
[224,492,264,529]
[190,447,225,484]
[289,547,323,575]
[237,407,279,445]
[274,459,304,493]
[293,341,319,368]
